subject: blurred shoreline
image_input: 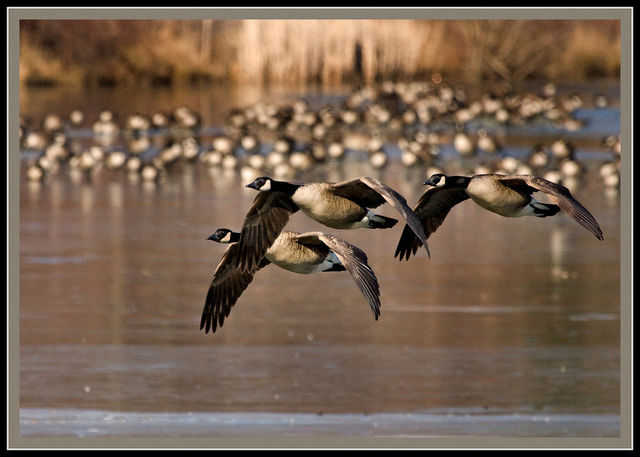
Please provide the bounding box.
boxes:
[19,20,620,88]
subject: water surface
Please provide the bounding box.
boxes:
[17,83,622,442]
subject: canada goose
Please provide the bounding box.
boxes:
[246,150,266,170]
[527,144,551,170]
[26,162,45,181]
[602,134,621,156]
[92,110,119,138]
[172,106,201,130]
[550,138,575,161]
[327,141,346,161]
[151,111,169,129]
[394,173,604,261]
[127,136,152,156]
[494,107,511,124]
[599,161,620,189]
[401,108,418,125]
[125,113,151,134]
[200,228,381,333]
[181,137,200,161]
[22,130,48,151]
[288,148,315,172]
[141,163,161,182]
[68,109,85,128]
[221,153,239,171]
[158,143,183,168]
[558,157,584,179]
[594,93,609,109]
[42,113,63,134]
[44,132,70,163]
[477,129,501,154]
[212,135,236,156]
[126,155,143,173]
[105,149,128,170]
[237,176,430,271]
[369,148,388,169]
[239,133,260,154]
[200,149,223,167]
[453,128,476,157]
[37,153,57,173]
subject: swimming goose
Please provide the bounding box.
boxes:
[238,176,430,271]
[200,228,381,333]
[394,173,604,261]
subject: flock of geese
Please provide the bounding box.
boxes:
[200,172,604,334]
[18,80,616,333]
[20,80,620,198]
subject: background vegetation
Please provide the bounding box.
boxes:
[19,19,621,88]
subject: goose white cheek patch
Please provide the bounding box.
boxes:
[260,180,271,191]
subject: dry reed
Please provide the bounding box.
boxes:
[19,19,620,87]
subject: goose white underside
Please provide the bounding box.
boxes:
[354,210,384,229]
[315,251,342,273]
[266,251,342,274]
[509,198,549,217]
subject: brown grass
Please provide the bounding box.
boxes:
[18,19,620,87]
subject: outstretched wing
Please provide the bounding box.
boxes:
[395,186,470,261]
[298,232,381,320]
[234,191,299,272]
[331,178,387,208]
[200,244,270,334]
[333,177,430,258]
[498,175,604,240]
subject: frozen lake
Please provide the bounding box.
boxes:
[16,82,623,445]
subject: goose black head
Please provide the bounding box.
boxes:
[424,174,470,188]
[206,228,239,244]
[245,176,273,192]
[424,173,448,187]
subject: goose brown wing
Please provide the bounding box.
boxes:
[333,177,431,258]
[200,244,270,334]
[394,187,470,260]
[298,232,381,320]
[235,191,299,272]
[330,178,387,207]
[498,175,604,240]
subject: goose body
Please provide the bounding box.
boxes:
[394,173,604,261]
[238,176,430,271]
[465,174,540,217]
[200,228,381,333]
[264,231,346,274]
[287,182,378,229]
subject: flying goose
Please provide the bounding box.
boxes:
[200,228,381,334]
[237,176,430,271]
[394,173,604,261]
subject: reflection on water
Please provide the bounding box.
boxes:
[19,158,620,438]
[17,83,622,439]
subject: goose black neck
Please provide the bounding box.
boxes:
[271,180,302,196]
[449,176,472,188]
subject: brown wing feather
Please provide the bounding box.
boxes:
[200,244,270,334]
[234,191,299,272]
[330,178,387,207]
[308,232,381,320]
[359,177,431,258]
[498,175,604,240]
[395,186,470,261]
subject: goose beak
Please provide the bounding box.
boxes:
[245,182,259,190]
[206,233,218,242]
[423,177,435,186]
